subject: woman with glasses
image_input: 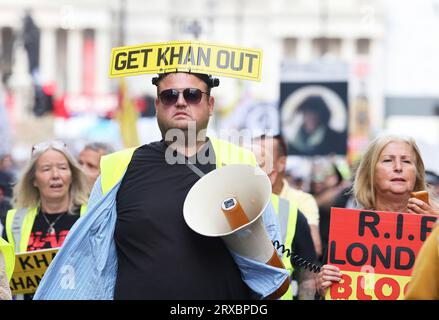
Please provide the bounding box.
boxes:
[3,140,88,299]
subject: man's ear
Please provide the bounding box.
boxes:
[208,95,215,116]
[277,156,287,173]
[269,169,279,187]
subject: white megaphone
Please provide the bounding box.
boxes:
[183,164,290,299]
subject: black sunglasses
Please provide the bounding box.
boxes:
[158,88,209,106]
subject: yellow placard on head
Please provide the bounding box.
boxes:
[109,41,263,81]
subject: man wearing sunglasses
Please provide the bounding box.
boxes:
[154,72,215,157]
[35,71,288,300]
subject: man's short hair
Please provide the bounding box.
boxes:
[273,134,288,158]
[152,72,219,95]
[253,134,288,158]
[426,170,439,186]
[83,142,114,155]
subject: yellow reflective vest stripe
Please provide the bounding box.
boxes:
[0,237,15,281]
[271,193,298,300]
[100,137,258,194]
[5,204,87,253]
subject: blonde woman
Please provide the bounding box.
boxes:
[316,135,439,297]
[3,140,88,299]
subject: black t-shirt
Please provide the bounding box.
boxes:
[291,210,318,266]
[290,210,318,300]
[114,140,252,300]
[25,206,81,300]
[27,206,81,251]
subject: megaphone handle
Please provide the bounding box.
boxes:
[265,248,291,300]
[266,248,284,269]
[221,199,250,230]
[221,198,290,299]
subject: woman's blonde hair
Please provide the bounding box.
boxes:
[13,141,88,214]
[353,134,435,210]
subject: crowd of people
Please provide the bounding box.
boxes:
[0,70,438,301]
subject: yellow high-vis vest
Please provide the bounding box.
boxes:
[5,205,87,253]
[100,137,258,194]
[100,138,294,299]
[0,237,14,281]
[271,193,298,300]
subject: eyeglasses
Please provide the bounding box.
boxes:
[158,88,209,106]
[31,140,67,157]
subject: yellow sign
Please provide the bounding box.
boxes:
[325,270,411,300]
[109,41,263,81]
[10,248,58,295]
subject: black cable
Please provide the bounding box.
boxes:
[272,240,321,273]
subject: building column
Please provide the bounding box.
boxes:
[66,28,82,94]
[260,37,282,101]
[296,37,313,63]
[40,27,57,84]
[11,45,33,121]
[369,38,385,131]
[95,28,111,94]
[341,37,356,62]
